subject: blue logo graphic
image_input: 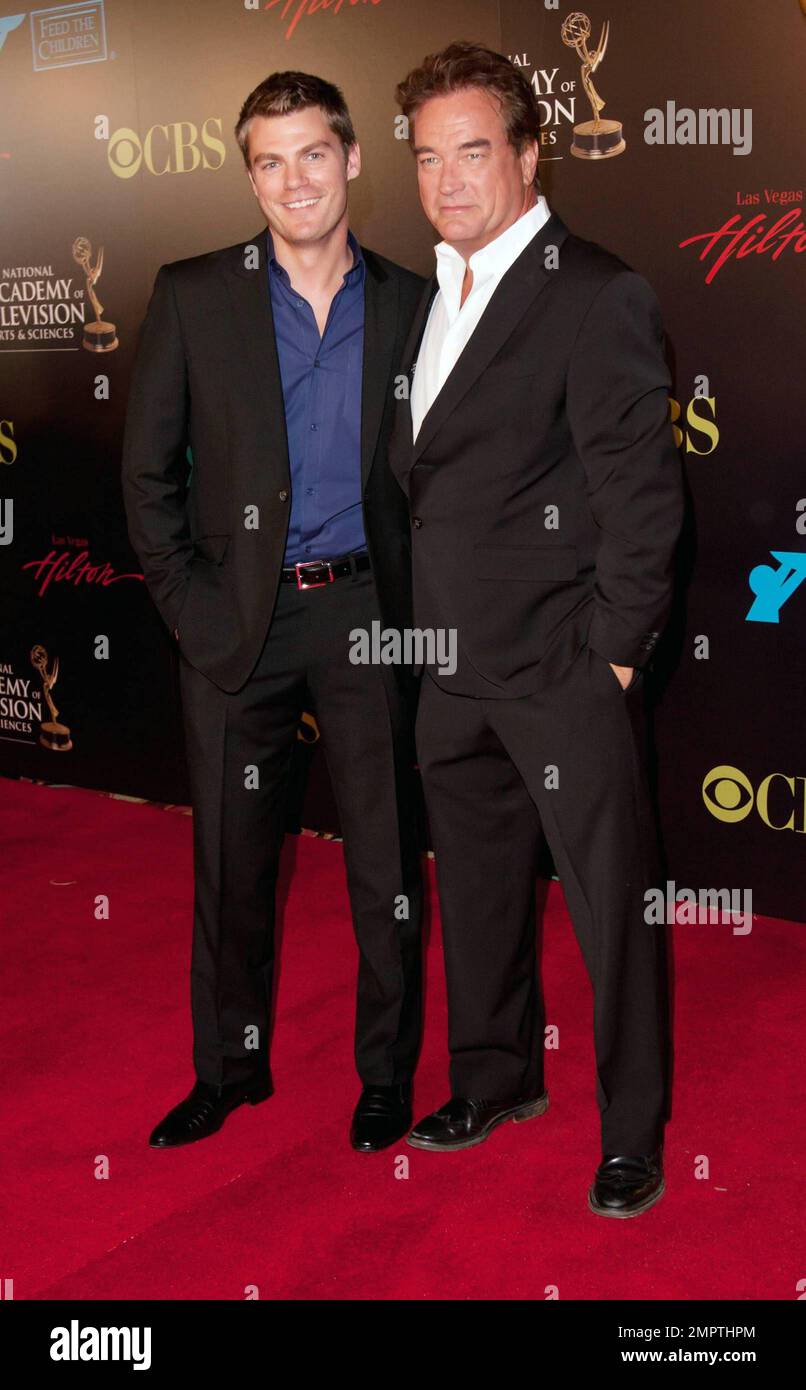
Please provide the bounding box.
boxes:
[746,551,806,623]
[0,14,25,55]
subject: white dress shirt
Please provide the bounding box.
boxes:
[411,196,552,442]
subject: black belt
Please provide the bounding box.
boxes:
[280,550,371,589]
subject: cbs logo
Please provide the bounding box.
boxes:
[669,394,719,455]
[108,118,225,179]
[703,764,806,832]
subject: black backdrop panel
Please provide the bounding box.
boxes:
[1,1,804,919]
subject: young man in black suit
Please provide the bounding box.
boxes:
[391,43,684,1216]
[122,72,424,1154]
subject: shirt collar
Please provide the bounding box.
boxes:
[434,195,551,323]
[265,226,365,289]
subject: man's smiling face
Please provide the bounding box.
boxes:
[246,105,360,250]
[412,86,538,259]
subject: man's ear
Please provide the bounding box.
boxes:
[346,141,361,183]
[521,138,539,188]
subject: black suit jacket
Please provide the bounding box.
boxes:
[121,227,425,692]
[388,211,685,697]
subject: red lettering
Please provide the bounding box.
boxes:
[21,550,143,598]
[679,210,806,282]
[264,0,381,40]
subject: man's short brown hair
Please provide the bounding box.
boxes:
[395,41,542,189]
[235,71,356,168]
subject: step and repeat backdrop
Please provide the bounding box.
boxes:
[1,1,804,919]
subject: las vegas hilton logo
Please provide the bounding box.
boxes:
[30,645,73,750]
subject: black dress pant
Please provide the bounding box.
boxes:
[415,639,671,1155]
[178,565,423,1092]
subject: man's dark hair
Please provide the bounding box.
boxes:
[235,70,357,168]
[395,41,542,191]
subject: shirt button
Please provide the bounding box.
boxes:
[412,517,423,528]
[296,298,304,307]
[278,490,288,502]
[306,488,314,495]
[314,360,320,368]
[311,424,318,431]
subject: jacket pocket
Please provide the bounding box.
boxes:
[474,543,578,582]
[588,647,643,695]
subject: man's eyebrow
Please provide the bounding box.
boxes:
[412,138,492,155]
[254,140,331,161]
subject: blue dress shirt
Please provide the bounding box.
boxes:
[267,227,367,565]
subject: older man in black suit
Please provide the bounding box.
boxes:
[391,42,684,1217]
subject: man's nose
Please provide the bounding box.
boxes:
[284,163,307,191]
[438,162,464,196]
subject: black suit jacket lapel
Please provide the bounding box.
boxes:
[411,212,570,465]
[361,249,400,488]
[388,274,438,475]
[224,225,291,483]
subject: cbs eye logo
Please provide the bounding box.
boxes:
[702,764,806,832]
[702,765,754,823]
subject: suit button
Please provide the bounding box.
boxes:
[278,490,288,502]
[412,517,423,528]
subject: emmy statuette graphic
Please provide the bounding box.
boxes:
[30,645,73,751]
[72,236,119,352]
[561,11,626,160]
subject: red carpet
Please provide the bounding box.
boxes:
[2,778,803,1300]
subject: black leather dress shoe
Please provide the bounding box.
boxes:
[350,1083,413,1152]
[406,1092,549,1151]
[149,1076,273,1149]
[588,1149,665,1218]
